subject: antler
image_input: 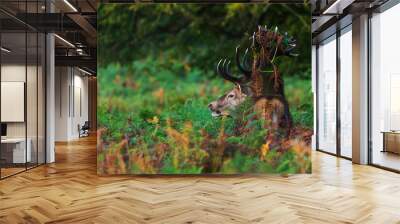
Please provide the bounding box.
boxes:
[253,25,298,58]
[235,46,252,79]
[242,48,251,70]
[282,32,298,57]
[217,59,241,83]
[249,32,256,48]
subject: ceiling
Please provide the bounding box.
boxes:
[0,0,97,74]
[311,0,390,43]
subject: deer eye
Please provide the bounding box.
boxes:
[228,94,235,98]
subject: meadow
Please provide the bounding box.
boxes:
[97,3,312,174]
[97,57,313,174]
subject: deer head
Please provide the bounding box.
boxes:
[208,46,252,117]
[208,84,247,117]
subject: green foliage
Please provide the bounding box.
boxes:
[97,57,312,174]
[226,118,268,150]
[160,156,204,174]
[221,152,260,174]
[284,74,313,128]
[98,3,311,78]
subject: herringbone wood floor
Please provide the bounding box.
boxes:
[0,136,400,224]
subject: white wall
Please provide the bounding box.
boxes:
[55,67,89,141]
[1,65,27,166]
[72,73,89,138]
[1,65,26,139]
[1,63,46,164]
[55,67,69,141]
[1,65,40,137]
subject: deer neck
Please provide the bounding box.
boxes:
[251,58,282,98]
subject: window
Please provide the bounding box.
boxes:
[370,3,400,171]
[339,26,352,158]
[317,35,337,154]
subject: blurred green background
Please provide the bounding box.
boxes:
[98,3,311,78]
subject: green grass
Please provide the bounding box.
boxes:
[97,57,312,174]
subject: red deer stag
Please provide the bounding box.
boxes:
[209,25,297,134]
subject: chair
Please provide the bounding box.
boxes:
[79,121,90,138]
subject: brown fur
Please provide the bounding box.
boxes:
[254,97,285,129]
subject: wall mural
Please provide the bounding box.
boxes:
[97,3,312,174]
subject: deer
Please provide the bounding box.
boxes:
[208,25,298,135]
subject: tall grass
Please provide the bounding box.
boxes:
[97,57,312,174]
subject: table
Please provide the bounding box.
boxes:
[1,138,31,164]
[381,131,400,155]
